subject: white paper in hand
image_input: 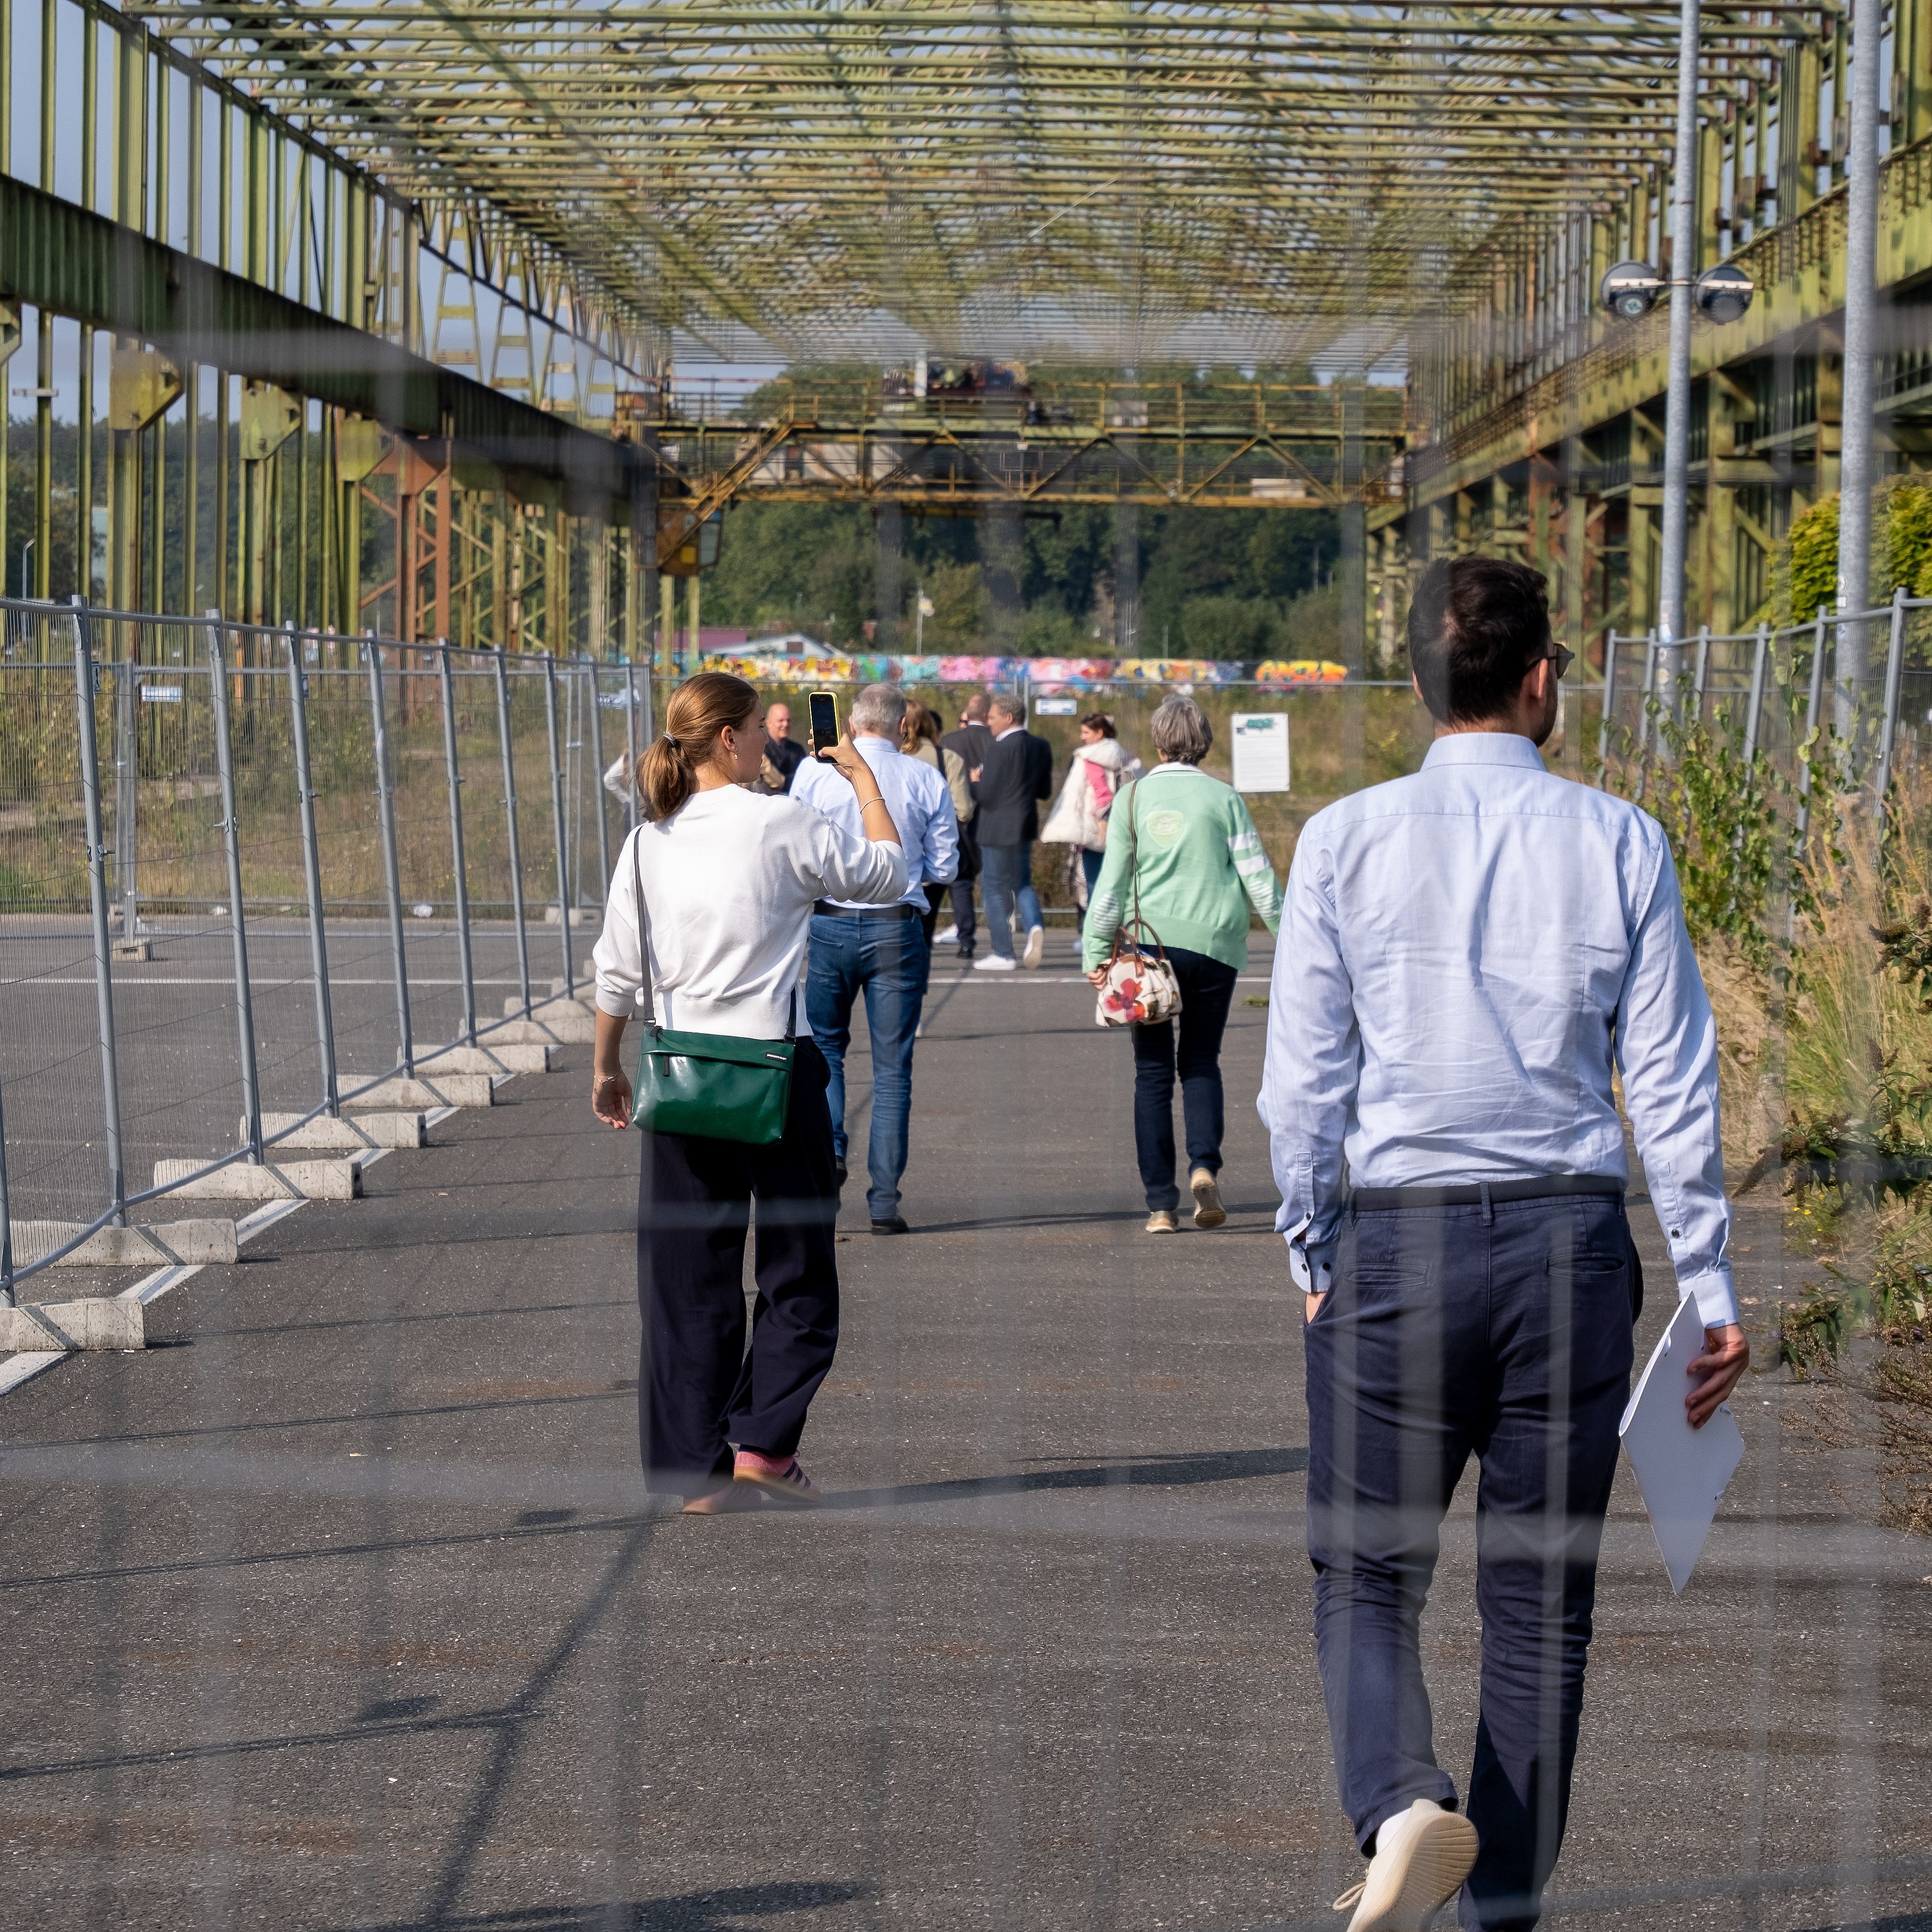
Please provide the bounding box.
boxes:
[1617,1294,1745,1593]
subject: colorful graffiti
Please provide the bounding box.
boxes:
[693,653,1353,687]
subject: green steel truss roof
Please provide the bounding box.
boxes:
[125,1,1801,367]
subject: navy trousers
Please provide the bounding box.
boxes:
[635,1037,840,1494]
[1130,945,1238,1211]
[1303,1193,1640,1931]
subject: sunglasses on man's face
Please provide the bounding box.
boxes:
[1545,643,1575,681]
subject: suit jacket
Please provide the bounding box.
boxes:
[975,728,1053,846]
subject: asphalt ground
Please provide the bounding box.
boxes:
[2,930,1930,1931]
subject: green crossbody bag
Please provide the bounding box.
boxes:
[627,829,796,1144]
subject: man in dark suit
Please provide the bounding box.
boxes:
[759,702,808,792]
[937,695,996,959]
[971,690,1053,971]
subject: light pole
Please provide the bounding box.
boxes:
[1834,0,1884,740]
[1655,0,1701,699]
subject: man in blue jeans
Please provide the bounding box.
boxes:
[791,683,957,1234]
[971,690,1052,970]
[1261,557,1751,1932]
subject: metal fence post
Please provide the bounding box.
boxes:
[0,1070,16,1306]
[71,600,127,1224]
[1595,629,1619,787]
[284,624,339,1113]
[542,651,575,995]
[437,640,477,1044]
[493,645,533,1020]
[1795,614,1829,847]
[115,661,138,946]
[585,654,612,900]
[1632,633,1658,806]
[364,633,416,1077]
[1875,587,1908,821]
[626,657,642,831]
[1743,622,1769,765]
[204,617,267,1164]
[1691,626,1710,721]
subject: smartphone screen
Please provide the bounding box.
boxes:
[809,691,839,757]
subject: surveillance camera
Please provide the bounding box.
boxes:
[1600,261,1662,320]
[1693,263,1754,324]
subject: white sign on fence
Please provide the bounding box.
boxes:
[1231,712,1290,792]
[139,685,183,703]
[1033,697,1078,716]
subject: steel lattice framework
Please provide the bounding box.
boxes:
[124,1,1801,366]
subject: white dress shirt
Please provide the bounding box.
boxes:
[1259,731,1736,1328]
[591,786,907,1040]
[791,734,959,908]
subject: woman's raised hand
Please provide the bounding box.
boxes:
[819,734,871,784]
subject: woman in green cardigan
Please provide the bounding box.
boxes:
[1083,694,1283,1233]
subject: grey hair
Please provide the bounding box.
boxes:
[986,687,1023,719]
[1151,694,1213,765]
[849,681,909,736]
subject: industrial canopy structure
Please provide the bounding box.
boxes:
[124,0,1800,366]
[0,0,1919,661]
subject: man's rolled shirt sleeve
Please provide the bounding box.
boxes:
[1614,838,1738,1329]
[1259,835,1358,1295]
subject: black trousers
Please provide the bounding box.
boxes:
[635,1036,841,1494]
[1130,945,1239,1210]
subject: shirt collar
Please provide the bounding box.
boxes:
[994,724,1022,740]
[1420,732,1548,773]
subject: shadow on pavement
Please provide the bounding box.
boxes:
[824,1444,1307,1509]
[345,1884,869,1930]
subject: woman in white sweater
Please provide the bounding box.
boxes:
[590,671,906,1513]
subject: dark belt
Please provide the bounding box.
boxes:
[1350,1174,1623,1212]
[813,900,921,920]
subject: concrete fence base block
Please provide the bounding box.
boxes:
[542,907,596,928]
[507,994,597,1024]
[493,1016,596,1046]
[257,1112,426,1150]
[546,979,596,1004]
[0,1298,144,1351]
[111,938,154,961]
[7,1219,239,1268]
[153,1158,361,1202]
[348,1076,494,1110]
[418,1044,554,1077]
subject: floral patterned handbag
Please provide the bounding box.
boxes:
[1093,781,1183,1029]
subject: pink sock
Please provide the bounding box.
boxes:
[736,1448,793,1475]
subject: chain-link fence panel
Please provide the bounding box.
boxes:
[449,649,533,1037]
[0,607,114,1249]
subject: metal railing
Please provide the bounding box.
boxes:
[1594,591,1932,817]
[0,598,653,1304]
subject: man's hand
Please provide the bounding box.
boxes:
[1086,966,1107,988]
[1686,1322,1749,1429]
[1305,1292,1327,1326]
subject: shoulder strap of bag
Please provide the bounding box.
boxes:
[630,829,659,1034]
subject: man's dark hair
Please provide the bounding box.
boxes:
[1407,556,1552,725]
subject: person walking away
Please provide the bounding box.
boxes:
[759,701,807,793]
[1042,711,1142,914]
[973,689,1053,971]
[588,671,907,1514]
[1259,556,1750,1932]
[903,698,974,956]
[791,682,958,1234]
[938,695,995,958]
[1083,695,1280,1234]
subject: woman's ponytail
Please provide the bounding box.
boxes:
[639,671,760,821]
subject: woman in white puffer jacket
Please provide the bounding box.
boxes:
[1041,711,1144,907]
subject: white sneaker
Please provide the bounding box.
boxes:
[973,953,1018,973]
[936,924,959,946]
[1190,1168,1227,1229]
[1331,1799,1479,1932]
[1022,925,1045,969]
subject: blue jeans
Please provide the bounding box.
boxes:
[1130,946,1237,1210]
[979,842,1042,959]
[807,910,928,1220]
[1304,1193,1639,1930]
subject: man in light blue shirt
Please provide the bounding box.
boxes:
[791,682,957,1233]
[1260,557,1749,1932]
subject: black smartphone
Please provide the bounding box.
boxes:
[809,690,839,758]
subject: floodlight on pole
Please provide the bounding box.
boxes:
[1835,0,1884,740]
[1655,0,1702,698]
